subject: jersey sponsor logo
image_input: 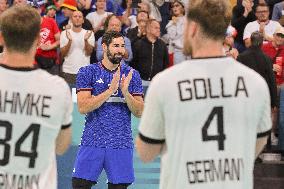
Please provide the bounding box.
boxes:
[96,78,104,84]
[106,97,126,103]
[178,76,248,101]
[186,158,244,184]
[0,173,40,189]
[0,90,51,118]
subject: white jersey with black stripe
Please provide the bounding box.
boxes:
[0,65,73,189]
[139,57,272,189]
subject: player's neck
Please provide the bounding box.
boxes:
[192,40,225,59]
[102,58,119,71]
[2,51,35,68]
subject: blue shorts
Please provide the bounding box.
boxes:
[72,146,134,184]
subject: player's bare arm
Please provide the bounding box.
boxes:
[56,126,72,155]
[121,69,144,117]
[255,136,268,158]
[136,137,164,163]
[77,68,120,114]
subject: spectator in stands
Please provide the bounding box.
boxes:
[86,0,112,38]
[231,0,256,53]
[59,0,92,30]
[164,0,186,65]
[224,25,239,59]
[238,31,278,148]
[34,3,60,75]
[243,3,281,48]
[60,11,95,86]
[0,0,8,14]
[262,26,284,86]
[123,0,151,29]
[96,14,133,62]
[107,0,126,16]
[45,4,57,19]
[76,0,92,16]
[272,1,284,21]
[237,31,277,109]
[130,19,169,91]
[126,11,149,44]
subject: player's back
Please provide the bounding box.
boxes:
[0,65,72,189]
[149,57,271,189]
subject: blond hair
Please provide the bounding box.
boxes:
[0,5,41,53]
[187,0,231,40]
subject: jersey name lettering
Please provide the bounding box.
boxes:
[186,158,244,184]
[178,76,248,101]
[0,90,51,118]
[0,173,40,189]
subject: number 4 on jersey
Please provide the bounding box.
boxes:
[0,120,40,168]
[202,106,226,151]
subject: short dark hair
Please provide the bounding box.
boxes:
[0,5,41,53]
[102,31,124,47]
[186,0,231,40]
[250,31,264,47]
[256,3,269,11]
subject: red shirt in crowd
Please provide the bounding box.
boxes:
[262,41,284,85]
[36,17,60,59]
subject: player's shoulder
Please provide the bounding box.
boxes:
[37,69,70,91]
[122,63,141,77]
[78,62,101,74]
[153,57,267,86]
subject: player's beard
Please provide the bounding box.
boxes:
[107,48,123,64]
[183,37,192,56]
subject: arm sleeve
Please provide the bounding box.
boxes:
[76,66,94,93]
[139,76,165,141]
[128,69,143,96]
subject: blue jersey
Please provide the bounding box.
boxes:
[76,62,143,149]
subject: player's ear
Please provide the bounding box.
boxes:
[189,21,198,38]
[102,43,107,51]
[36,33,41,48]
[0,31,4,46]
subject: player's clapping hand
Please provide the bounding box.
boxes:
[109,66,120,94]
[120,69,133,95]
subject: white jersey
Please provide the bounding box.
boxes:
[139,57,272,189]
[0,65,73,189]
[60,29,95,74]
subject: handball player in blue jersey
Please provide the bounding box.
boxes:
[72,31,144,189]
